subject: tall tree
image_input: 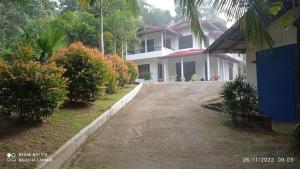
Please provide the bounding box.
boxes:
[78,0,140,54]
[138,0,173,25]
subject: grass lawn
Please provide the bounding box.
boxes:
[0,84,137,169]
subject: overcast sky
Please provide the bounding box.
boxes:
[145,0,234,27]
[145,0,176,16]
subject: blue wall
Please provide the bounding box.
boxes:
[256,44,298,123]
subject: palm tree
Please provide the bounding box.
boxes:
[78,0,210,53]
[78,0,140,54]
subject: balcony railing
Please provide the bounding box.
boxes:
[128,46,174,55]
[128,46,162,55]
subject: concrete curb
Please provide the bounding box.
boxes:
[36,83,143,169]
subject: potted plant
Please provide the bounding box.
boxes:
[170,74,177,82]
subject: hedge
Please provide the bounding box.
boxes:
[51,42,111,102]
[0,61,67,121]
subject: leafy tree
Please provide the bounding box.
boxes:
[138,0,173,25]
[0,0,58,50]
[53,11,100,48]
[78,0,140,54]
[104,5,141,56]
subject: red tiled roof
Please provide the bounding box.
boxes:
[160,49,205,59]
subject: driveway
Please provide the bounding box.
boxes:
[63,82,298,169]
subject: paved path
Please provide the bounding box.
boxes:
[62,82,298,169]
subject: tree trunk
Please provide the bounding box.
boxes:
[121,41,124,59]
[99,1,104,54]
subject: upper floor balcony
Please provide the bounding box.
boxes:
[126,46,175,60]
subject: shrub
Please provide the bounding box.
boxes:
[0,61,67,121]
[12,44,36,62]
[170,74,177,81]
[125,60,138,83]
[220,76,258,114]
[141,72,151,80]
[51,42,110,102]
[106,55,130,87]
[191,74,199,81]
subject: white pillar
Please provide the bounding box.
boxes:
[206,54,211,81]
[161,30,164,50]
[217,57,220,80]
[163,60,168,82]
[181,57,185,81]
[144,35,147,53]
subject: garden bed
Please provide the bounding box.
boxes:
[0,84,137,169]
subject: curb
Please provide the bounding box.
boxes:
[36,83,143,169]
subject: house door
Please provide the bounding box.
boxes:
[158,64,163,81]
[176,61,196,81]
[184,61,196,81]
[256,44,297,123]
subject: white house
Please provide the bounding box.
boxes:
[126,19,246,82]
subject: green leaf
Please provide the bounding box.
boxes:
[269,2,282,16]
[280,15,294,29]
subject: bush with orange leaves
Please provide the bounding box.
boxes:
[105,55,130,88]
[125,60,138,83]
[51,42,112,102]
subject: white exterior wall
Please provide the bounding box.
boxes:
[166,55,207,80]
[134,58,159,82]
[246,9,299,87]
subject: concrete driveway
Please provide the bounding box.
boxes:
[62,82,298,169]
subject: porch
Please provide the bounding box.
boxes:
[134,53,242,82]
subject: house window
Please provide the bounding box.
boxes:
[141,39,155,52]
[179,35,193,49]
[138,64,150,78]
[147,39,154,52]
[164,39,171,49]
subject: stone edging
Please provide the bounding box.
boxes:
[36,83,143,169]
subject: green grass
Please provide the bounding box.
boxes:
[0,84,137,169]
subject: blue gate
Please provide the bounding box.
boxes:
[256,44,297,123]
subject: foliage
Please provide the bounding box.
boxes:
[0,0,58,50]
[0,60,67,121]
[53,11,100,48]
[141,72,151,80]
[12,44,36,62]
[105,55,130,87]
[191,74,199,81]
[170,74,177,81]
[36,28,67,62]
[220,76,258,114]
[51,42,110,102]
[138,0,173,25]
[125,60,138,83]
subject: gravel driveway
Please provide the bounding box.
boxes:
[62,82,298,169]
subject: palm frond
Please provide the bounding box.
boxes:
[211,0,275,48]
[125,0,140,16]
[176,0,207,44]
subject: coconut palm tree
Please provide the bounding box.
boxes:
[78,0,210,53]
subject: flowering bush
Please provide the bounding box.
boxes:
[125,60,138,83]
[106,55,130,87]
[0,61,67,121]
[51,42,111,102]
